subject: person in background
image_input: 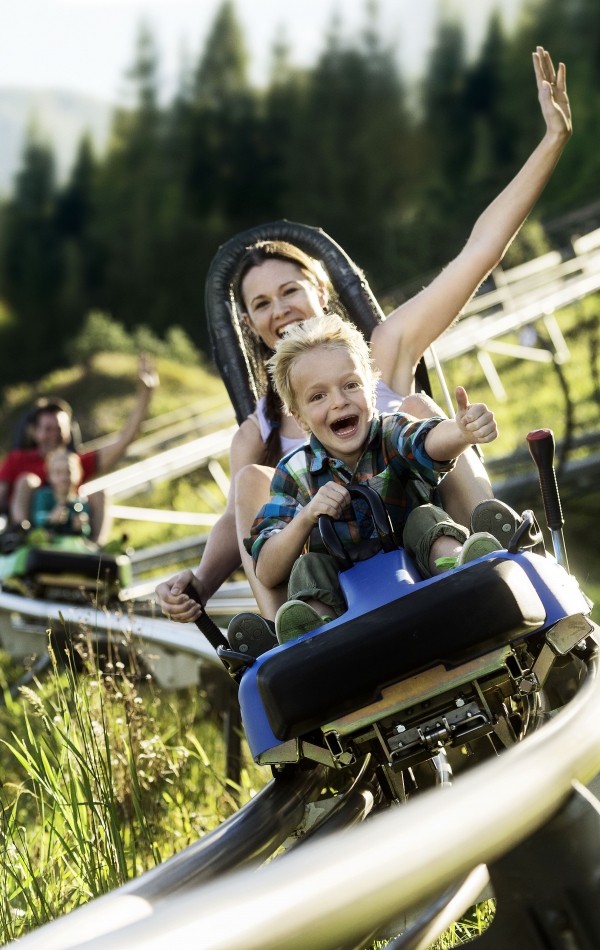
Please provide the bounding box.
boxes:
[1,355,159,542]
[31,450,91,538]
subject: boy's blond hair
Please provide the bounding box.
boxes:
[268,312,379,413]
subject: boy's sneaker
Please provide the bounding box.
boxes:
[470,499,521,549]
[275,600,331,644]
[458,532,504,566]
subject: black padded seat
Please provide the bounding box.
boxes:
[257,558,546,741]
[25,548,120,583]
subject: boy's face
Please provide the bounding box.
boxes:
[290,345,374,468]
[48,458,74,495]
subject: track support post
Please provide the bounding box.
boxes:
[475,783,600,949]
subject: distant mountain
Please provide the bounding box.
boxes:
[0,88,113,195]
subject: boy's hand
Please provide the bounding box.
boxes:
[455,387,498,444]
[304,483,351,525]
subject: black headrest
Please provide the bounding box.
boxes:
[205,220,389,426]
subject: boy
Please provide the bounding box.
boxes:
[31,450,91,537]
[249,313,502,643]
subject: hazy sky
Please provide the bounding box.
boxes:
[0,0,525,104]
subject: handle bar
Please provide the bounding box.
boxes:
[526,429,569,571]
[318,484,397,572]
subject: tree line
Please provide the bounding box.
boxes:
[0,0,598,385]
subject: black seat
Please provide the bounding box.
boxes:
[25,548,120,584]
[257,558,546,741]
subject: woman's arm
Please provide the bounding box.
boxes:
[371,48,572,397]
[155,419,265,622]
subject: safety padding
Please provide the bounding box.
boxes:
[257,558,546,741]
[25,548,120,583]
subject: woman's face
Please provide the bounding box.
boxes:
[241,259,327,350]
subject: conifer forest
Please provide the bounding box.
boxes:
[0,0,598,383]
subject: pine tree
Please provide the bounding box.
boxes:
[0,134,63,380]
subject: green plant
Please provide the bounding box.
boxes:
[65,312,202,368]
[0,631,264,943]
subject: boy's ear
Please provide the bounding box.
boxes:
[291,408,311,433]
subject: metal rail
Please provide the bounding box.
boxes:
[129,534,209,577]
[14,765,327,950]
[0,589,222,666]
[31,650,600,950]
[81,426,236,499]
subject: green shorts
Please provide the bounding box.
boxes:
[288,504,469,613]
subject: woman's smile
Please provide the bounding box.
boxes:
[241,259,326,349]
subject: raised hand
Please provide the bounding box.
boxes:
[138,353,160,391]
[533,47,571,140]
[455,386,498,445]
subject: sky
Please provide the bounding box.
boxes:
[0,0,525,105]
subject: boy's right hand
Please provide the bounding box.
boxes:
[155,570,206,623]
[304,483,351,525]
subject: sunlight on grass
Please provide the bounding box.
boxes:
[0,633,265,943]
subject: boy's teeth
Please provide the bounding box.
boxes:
[331,415,358,434]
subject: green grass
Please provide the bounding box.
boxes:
[0,633,265,944]
[371,900,496,948]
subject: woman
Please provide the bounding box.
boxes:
[157,47,571,624]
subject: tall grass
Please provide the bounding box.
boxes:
[0,631,264,944]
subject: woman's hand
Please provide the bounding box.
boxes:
[534,47,571,141]
[155,569,206,623]
[304,483,351,525]
[455,387,498,445]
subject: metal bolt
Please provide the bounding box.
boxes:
[395,724,406,733]
[455,697,465,707]
[502,523,511,533]
[239,643,248,653]
[236,632,243,640]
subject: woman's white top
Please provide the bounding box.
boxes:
[253,379,407,457]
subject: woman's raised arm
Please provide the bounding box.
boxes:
[371,47,572,398]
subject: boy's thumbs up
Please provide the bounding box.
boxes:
[454,385,498,444]
[455,386,470,412]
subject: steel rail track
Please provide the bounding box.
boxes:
[13,765,328,950]
[0,589,222,665]
[28,648,599,950]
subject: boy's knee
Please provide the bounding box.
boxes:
[401,393,445,420]
[404,504,469,578]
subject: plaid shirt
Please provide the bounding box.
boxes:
[249,412,456,565]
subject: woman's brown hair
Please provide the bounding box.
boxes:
[232,241,332,467]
